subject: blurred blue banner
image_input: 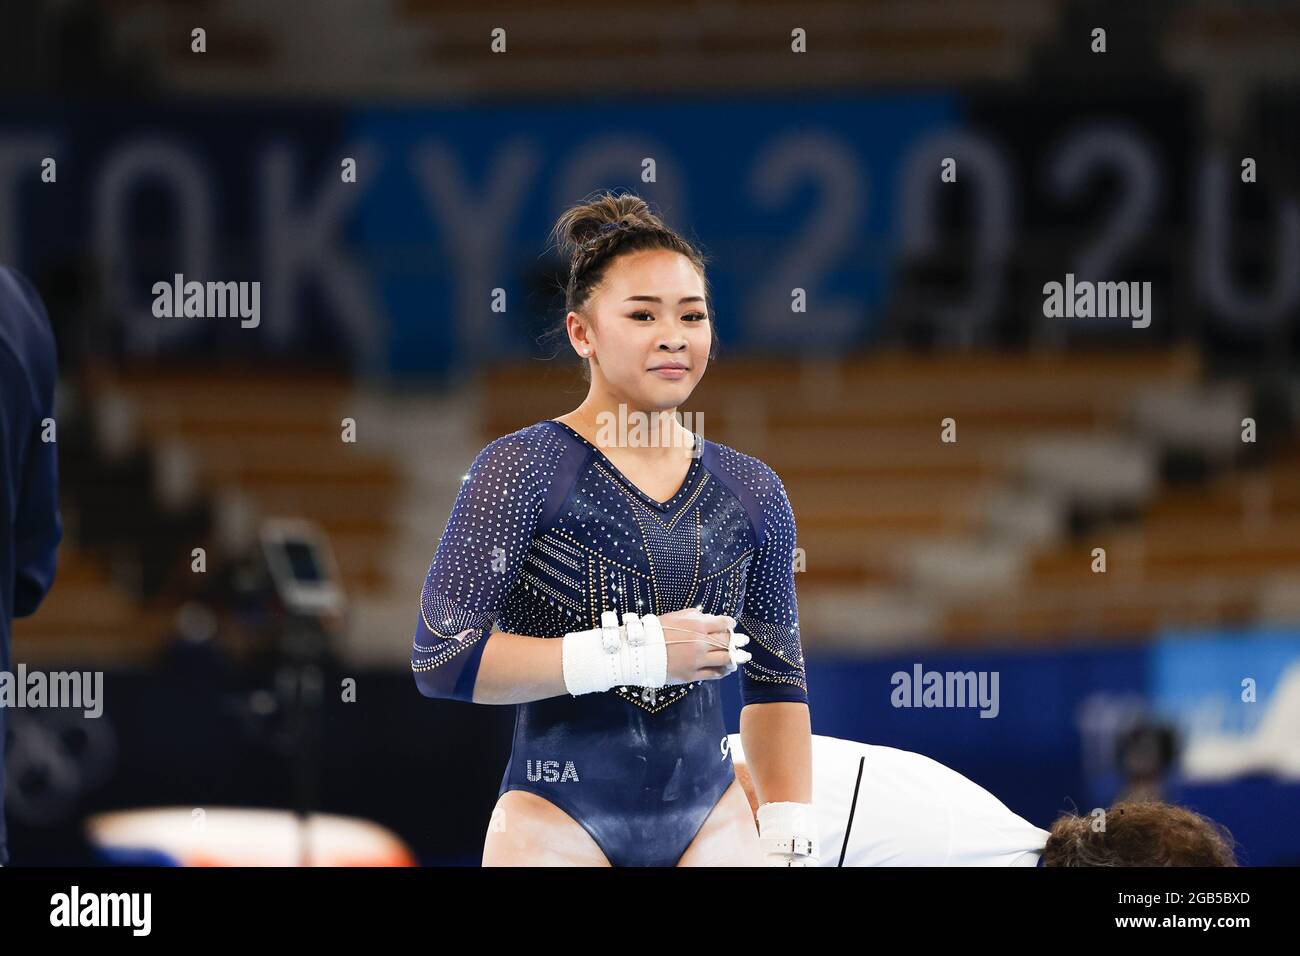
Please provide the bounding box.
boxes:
[4,94,959,375]
[13,90,1295,377]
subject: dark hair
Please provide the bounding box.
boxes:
[544,190,718,381]
[1041,801,1238,867]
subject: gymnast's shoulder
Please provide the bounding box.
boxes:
[700,435,792,505]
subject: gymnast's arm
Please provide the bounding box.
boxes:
[418,613,738,704]
[739,702,811,805]
[410,429,567,704]
[465,607,740,703]
[734,467,812,808]
[458,631,568,704]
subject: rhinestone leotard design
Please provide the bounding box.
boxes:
[412,418,807,865]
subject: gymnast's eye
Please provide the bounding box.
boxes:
[629,310,707,323]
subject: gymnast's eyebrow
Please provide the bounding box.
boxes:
[624,295,707,304]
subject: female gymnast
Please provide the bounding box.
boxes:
[411,191,815,866]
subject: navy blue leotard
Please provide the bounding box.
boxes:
[412,418,808,866]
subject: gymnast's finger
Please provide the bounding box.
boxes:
[708,615,737,635]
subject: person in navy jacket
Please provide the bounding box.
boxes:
[0,265,62,866]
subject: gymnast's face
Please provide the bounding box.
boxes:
[580,249,711,412]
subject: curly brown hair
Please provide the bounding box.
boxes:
[1041,801,1238,867]
[546,190,718,381]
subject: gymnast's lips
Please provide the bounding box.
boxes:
[648,363,689,376]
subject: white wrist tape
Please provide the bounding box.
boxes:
[561,617,623,696]
[757,801,820,866]
[624,611,668,689]
[600,609,621,653]
[562,610,668,696]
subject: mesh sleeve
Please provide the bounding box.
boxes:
[412,431,548,701]
[736,467,809,706]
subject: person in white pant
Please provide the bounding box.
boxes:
[727,733,1049,866]
[727,733,1239,867]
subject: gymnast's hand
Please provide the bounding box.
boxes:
[656,607,751,684]
[560,608,750,696]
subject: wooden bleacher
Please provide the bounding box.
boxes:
[99,0,1061,96]
[112,370,402,594]
[13,369,407,662]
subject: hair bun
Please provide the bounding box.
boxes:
[551,191,661,262]
[587,220,629,244]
